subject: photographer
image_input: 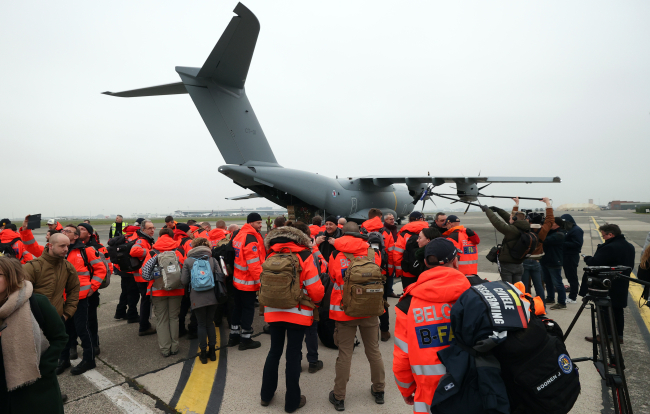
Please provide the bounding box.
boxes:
[582,224,635,343]
[314,216,343,264]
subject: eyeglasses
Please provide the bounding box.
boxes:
[61,229,73,234]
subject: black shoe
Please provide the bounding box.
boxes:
[199,348,208,364]
[370,386,384,404]
[238,339,261,350]
[263,324,271,334]
[188,330,198,340]
[261,397,273,407]
[139,326,156,336]
[70,347,78,360]
[308,360,323,373]
[179,327,188,338]
[127,316,140,324]
[94,346,101,356]
[329,391,345,411]
[61,393,68,403]
[71,360,96,376]
[55,359,71,375]
[208,345,217,361]
[544,298,556,304]
[227,335,241,347]
[286,395,306,412]
[114,313,127,320]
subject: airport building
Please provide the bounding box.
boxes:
[608,200,650,210]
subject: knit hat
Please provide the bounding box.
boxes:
[424,238,458,266]
[78,222,94,236]
[247,212,263,223]
[176,223,191,233]
[325,215,338,225]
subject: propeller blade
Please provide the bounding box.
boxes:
[464,203,471,215]
[478,183,491,191]
[450,200,459,204]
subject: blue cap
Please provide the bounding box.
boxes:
[409,211,424,220]
[424,238,458,265]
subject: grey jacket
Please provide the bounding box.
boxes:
[181,246,224,309]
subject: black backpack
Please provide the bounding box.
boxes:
[509,230,539,261]
[107,235,143,273]
[0,237,21,258]
[363,228,389,273]
[493,307,580,414]
[400,231,420,275]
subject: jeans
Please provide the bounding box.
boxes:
[499,262,524,284]
[305,320,319,363]
[137,281,152,332]
[194,305,217,350]
[231,289,257,338]
[542,266,566,305]
[115,274,139,319]
[522,259,545,303]
[563,254,580,301]
[61,298,94,362]
[261,323,306,412]
[386,273,395,295]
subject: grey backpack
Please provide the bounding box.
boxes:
[152,249,183,291]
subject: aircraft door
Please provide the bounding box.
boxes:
[350,198,358,215]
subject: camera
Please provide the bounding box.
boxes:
[583,266,631,292]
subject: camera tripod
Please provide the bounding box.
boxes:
[563,269,650,414]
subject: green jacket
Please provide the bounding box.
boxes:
[0,293,67,414]
[484,207,530,264]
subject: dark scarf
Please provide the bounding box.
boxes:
[384,222,398,241]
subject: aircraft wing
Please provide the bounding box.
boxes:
[355,176,561,187]
[225,192,262,200]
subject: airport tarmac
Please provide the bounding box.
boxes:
[27,210,650,413]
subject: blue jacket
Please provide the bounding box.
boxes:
[540,229,565,268]
[561,214,583,255]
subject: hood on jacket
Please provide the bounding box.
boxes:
[561,214,576,225]
[0,229,21,243]
[333,235,371,256]
[187,245,213,258]
[136,229,154,245]
[405,266,470,302]
[68,239,86,251]
[173,229,189,241]
[361,217,384,232]
[513,220,530,232]
[208,228,228,240]
[265,226,312,250]
[400,221,430,235]
[123,225,140,234]
[153,234,180,251]
[443,225,465,236]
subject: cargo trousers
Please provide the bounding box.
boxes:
[152,295,183,355]
[333,316,385,400]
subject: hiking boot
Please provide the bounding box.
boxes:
[308,360,323,373]
[199,348,208,364]
[127,316,140,324]
[208,345,217,361]
[544,298,556,304]
[239,339,261,350]
[380,331,391,342]
[114,313,127,320]
[94,346,101,356]
[261,396,273,406]
[71,360,96,376]
[139,326,157,336]
[585,335,624,345]
[55,359,71,375]
[286,395,306,412]
[329,391,345,411]
[70,347,78,360]
[227,334,241,347]
[550,303,567,310]
[387,292,401,298]
[370,386,384,404]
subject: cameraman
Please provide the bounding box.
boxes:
[582,224,635,343]
[315,216,343,264]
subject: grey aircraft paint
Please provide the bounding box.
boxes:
[104,3,560,221]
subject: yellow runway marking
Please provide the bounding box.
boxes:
[176,328,220,414]
[590,216,650,334]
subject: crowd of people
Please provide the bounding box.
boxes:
[0,204,648,413]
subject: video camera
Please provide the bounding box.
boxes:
[523,209,545,225]
[583,266,631,292]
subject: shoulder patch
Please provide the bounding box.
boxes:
[298,250,312,262]
[245,234,257,245]
[396,294,413,314]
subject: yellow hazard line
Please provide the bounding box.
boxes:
[175,327,220,414]
[590,216,650,334]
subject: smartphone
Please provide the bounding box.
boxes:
[581,254,586,258]
[27,214,42,230]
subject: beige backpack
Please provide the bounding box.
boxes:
[259,250,304,309]
[340,248,386,317]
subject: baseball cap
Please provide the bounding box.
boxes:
[445,215,460,224]
[0,218,11,227]
[47,219,56,225]
[424,238,459,266]
[409,211,424,220]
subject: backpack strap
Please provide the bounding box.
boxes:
[79,247,94,277]
[29,295,46,333]
[367,247,375,261]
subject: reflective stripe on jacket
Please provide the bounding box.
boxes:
[129,232,153,283]
[66,241,107,300]
[327,235,381,322]
[394,221,430,278]
[443,226,478,275]
[393,266,471,414]
[19,227,44,258]
[232,223,266,291]
[0,229,34,264]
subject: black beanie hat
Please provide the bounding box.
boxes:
[176,223,190,232]
[325,215,338,225]
[78,222,94,236]
[247,212,263,223]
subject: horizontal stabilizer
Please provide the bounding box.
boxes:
[226,192,262,200]
[102,82,187,98]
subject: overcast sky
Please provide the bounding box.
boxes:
[2,1,649,219]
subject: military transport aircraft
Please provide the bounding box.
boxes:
[104,3,560,223]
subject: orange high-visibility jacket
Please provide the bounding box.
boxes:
[1,229,34,264]
[66,240,107,300]
[19,227,44,258]
[393,266,471,414]
[142,234,186,297]
[263,238,324,326]
[393,221,430,278]
[360,216,396,276]
[232,223,266,291]
[443,226,479,275]
[327,235,382,322]
[128,231,153,283]
[309,225,321,239]
[208,228,229,247]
